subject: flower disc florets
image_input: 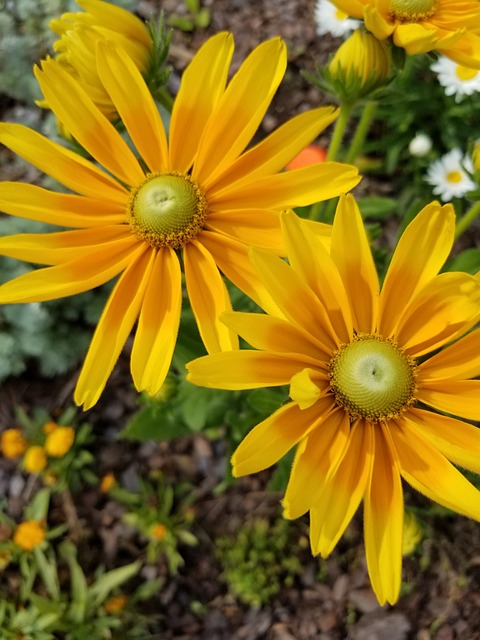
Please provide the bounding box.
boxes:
[127,172,208,249]
[390,0,438,22]
[329,334,417,422]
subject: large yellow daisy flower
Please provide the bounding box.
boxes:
[329,0,480,68]
[0,34,359,409]
[187,195,480,605]
[46,0,152,119]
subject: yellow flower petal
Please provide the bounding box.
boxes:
[331,194,379,334]
[282,210,353,343]
[0,226,131,265]
[418,328,480,381]
[250,248,339,352]
[169,32,234,173]
[0,234,140,303]
[364,424,403,606]
[392,23,443,54]
[417,380,480,421]
[403,408,480,474]
[35,60,144,187]
[96,41,168,173]
[209,162,360,209]
[391,419,480,521]
[206,209,284,253]
[220,311,330,361]
[184,240,238,354]
[0,183,124,228]
[0,124,127,203]
[311,420,374,557]
[194,38,287,186]
[74,245,153,409]
[231,400,331,476]
[131,248,182,395]
[378,202,455,338]
[289,368,325,409]
[283,408,349,519]
[396,272,480,357]
[187,351,318,390]
[78,0,151,46]
[209,106,338,192]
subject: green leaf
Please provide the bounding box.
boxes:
[358,196,398,219]
[88,561,141,609]
[445,247,480,274]
[119,403,190,441]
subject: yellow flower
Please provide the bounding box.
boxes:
[402,510,422,556]
[187,195,480,605]
[23,446,48,473]
[1,429,28,458]
[0,34,359,410]
[328,29,391,100]
[13,520,46,551]
[150,523,168,540]
[99,472,116,493]
[44,426,75,457]
[329,0,480,68]
[44,0,152,119]
[42,421,58,434]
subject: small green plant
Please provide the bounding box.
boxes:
[167,0,210,32]
[216,517,304,607]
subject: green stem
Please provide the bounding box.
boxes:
[455,200,480,240]
[344,101,377,165]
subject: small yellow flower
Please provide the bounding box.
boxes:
[44,426,75,457]
[104,594,128,613]
[23,446,48,473]
[402,511,423,556]
[1,429,28,458]
[13,520,46,551]
[42,421,58,434]
[99,472,116,493]
[150,523,168,540]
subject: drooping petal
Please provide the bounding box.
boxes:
[220,311,330,362]
[330,194,379,334]
[392,23,443,54]
[74,245,153,409]
[208,162,360,210]
[231,400,333,476]
[169,32,234,173]
[187,350,319,390]
[310,419,374,557]
[395,272,480,357]
[0,226,131,265]
[0,124,127,203]
[209,106,338,192]
[289,368,328,409]
[283,408,349,519]
[378,202,455,338]
[205,209,284,253]
[418,328,480,381]
[131,247,182,395]
[281,210,353,343]
[390,419,480,521]
[402,408,480,474]
[0,183,125,227]
[0,234,141,303]
[35,60,144,186]
[193,38,287,186]
[183,239,238,353]
[417,380,480,421]
[364,424,403,606]
[96,41,168,173]
[250,247,339,352]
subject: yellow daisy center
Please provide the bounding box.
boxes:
[455,65,478,81]
[328,335,417,422]
[127,172,208,249]
[446,170,463,183]
[390,0,438,21]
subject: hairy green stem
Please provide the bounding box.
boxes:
[455,200,480,240]
[345,101,377,165]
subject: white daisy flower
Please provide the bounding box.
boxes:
[431,56,480,102]
[314,0,361,38]
[425,149,476,202]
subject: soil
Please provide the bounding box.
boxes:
[1,1,480,639]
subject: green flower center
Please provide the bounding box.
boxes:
[329,335,417,422]
[127,173,208,249]
[390,0,438,21]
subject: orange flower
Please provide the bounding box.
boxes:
[44,426,75,457]
[104,594,128,613]
[99,472,116,493]
[150,523,168,540]
[13,520,45,551]
[1,429,28,458]
[286,145,327,170]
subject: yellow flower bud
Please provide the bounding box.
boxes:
[104,594,128,613]
[13,520,46,551]
[328,30,391,101]
[1,429,28,459]
[44,426,75,457]
[402,511,423,556]
[99,472,116,493]
[23,446,48,474]
[42,421,59,434]
[150,523,168,541]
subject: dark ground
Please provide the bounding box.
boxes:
[1,0,480,638]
